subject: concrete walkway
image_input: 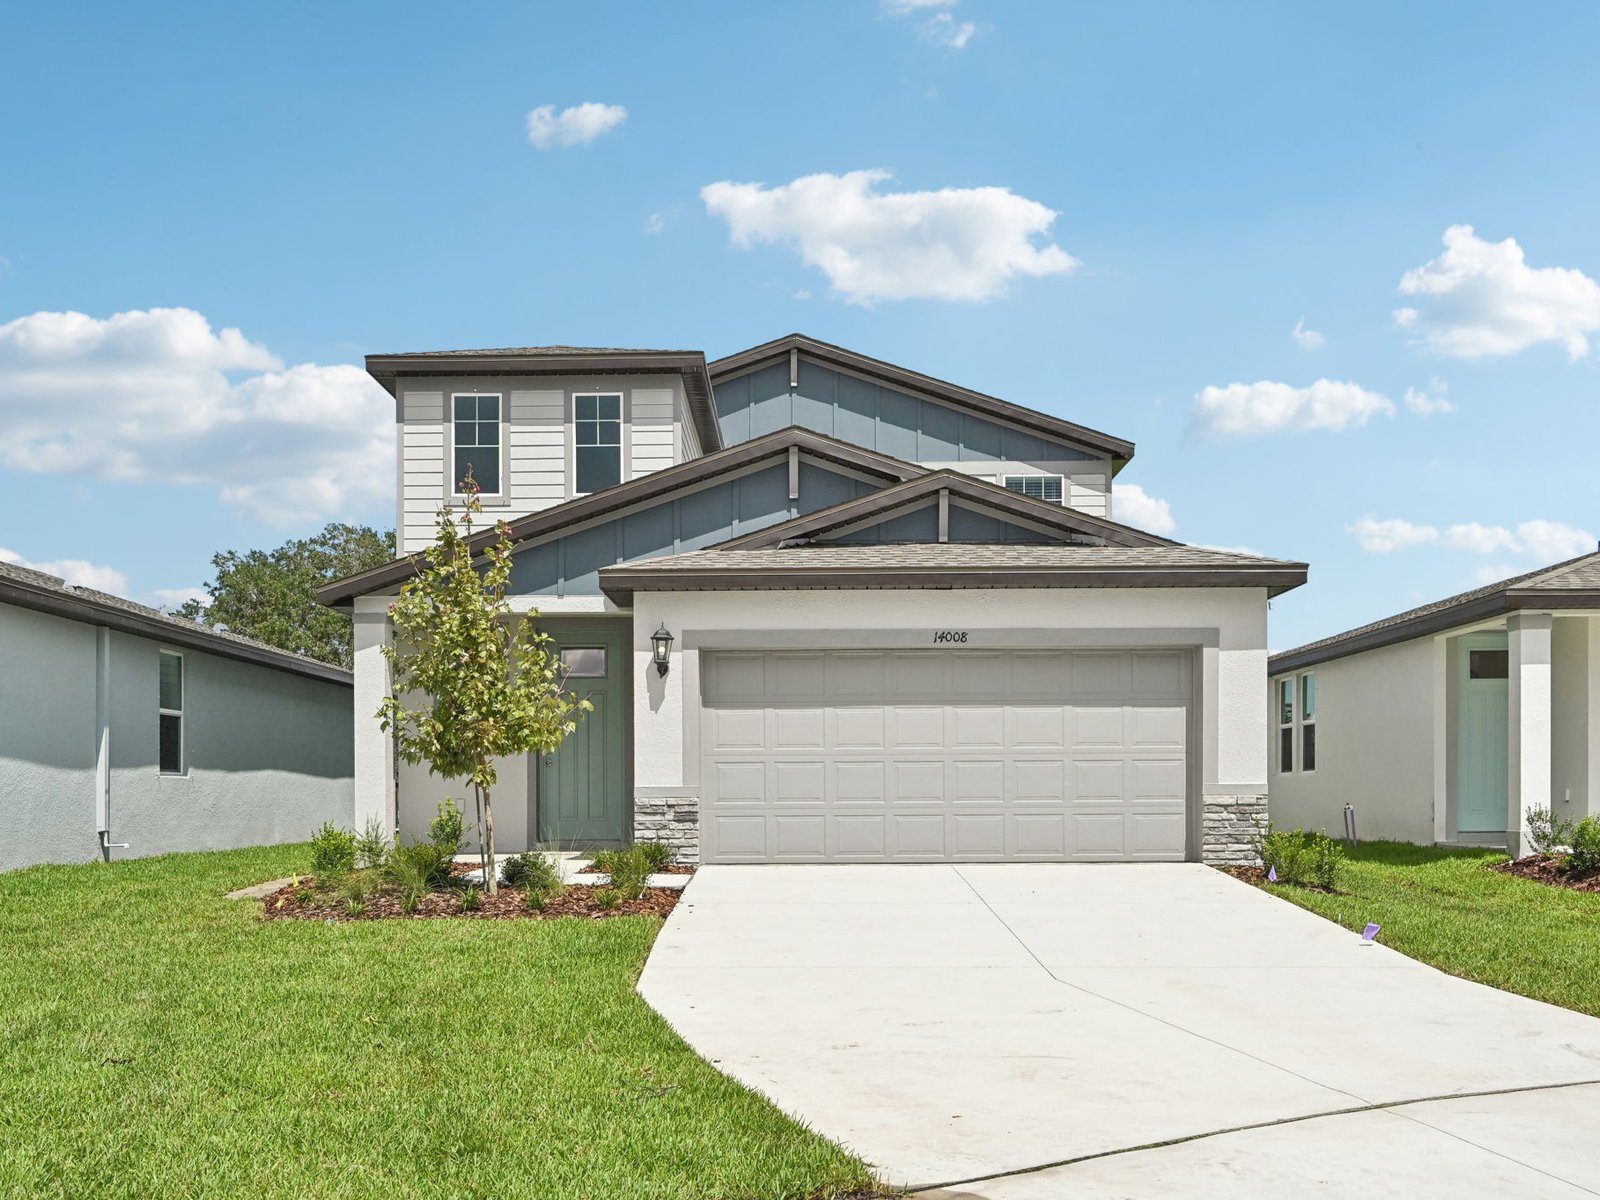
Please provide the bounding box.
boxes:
[637,864,1600,1194]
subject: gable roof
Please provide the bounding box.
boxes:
[316,426,925,606]
[717,469,1177,551]
[0,561,351,686]
[365,345,722,454]
[1270,550,1600,675]
[599,543,1306,603]
[707,333,1135,465]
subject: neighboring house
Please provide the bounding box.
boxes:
[320,333,1305,865]
[0,561,353,873]
[1268,552,1600,858]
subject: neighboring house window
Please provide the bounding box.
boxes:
[574,393,623,494]
[1277,678,1294,772]
[1300,673,1316,772]
[452,394,502,496]
[1004,475,1064,503]
[159,651,184,775]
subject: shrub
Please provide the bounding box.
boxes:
[429,801,465,858]
[1254,824,1344,890]
[1526,806,1576,856]
[309,822,357,878]
[354,816,390,870]
[593,887,621,911]
[386,841,449,911]
[460,886,483,913]
[1567,817,1600,873]
[502,852,563,896]
[525,889,548,912]
[595,846,652,902]
[637,841,674,873]
[587,848,623,876]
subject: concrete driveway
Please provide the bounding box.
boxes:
[638,864,1600,1196]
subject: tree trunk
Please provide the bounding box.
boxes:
[481,781,497,895]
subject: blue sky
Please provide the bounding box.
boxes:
[1,0,1597,649]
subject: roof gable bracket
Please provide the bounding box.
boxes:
[938,489,950,543]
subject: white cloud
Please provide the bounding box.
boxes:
[1394,225,1600,360]
[883,0,953,10]
[643,212,666,235]
[1472,563,1521,586]
[700,169,1077,305]
[927,12,977,47]
[1403,376,1453,415]
[0,307,393,526]
[1189,379,1393,438]
[1290,317,1325,350]
[525,102,627,150]
[1111,483,1176,535]
[1348,517,1439,554]
[0,545,128,594]
[1349,515,1594,562]
[148,586,210,610]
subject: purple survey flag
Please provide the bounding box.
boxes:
[1362,923,1381,942]
[1267,865,1278,883]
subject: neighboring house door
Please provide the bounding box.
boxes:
[1456,634,1509,834]
[535,625,628,846]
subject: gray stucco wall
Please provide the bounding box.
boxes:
[1,604,353,872]
[713,359,1101,463]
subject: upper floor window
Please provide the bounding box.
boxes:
[574,393,623,494]
[159,650,185,775]
[452,394,501,496]
[1004,475,1064,503]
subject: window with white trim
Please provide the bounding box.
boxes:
[1300,673,1316,772]
[159,650,184,775]
[574,393,623,494]
[1276,678,1294,773]
[1004,475,1065,503]
[452,394,502,496]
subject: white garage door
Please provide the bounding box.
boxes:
[699,648,1192,863]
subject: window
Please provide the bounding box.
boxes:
[1470,649,1509,679]
[559,647,607,678]
[452,394,501,495]
[1004,475,1064,503]
[1277,678,1294,773]
[574,393,623,494]
[159,651,184,775]
[1300,673,1316,773]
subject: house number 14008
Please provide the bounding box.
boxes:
[932,630,969,644]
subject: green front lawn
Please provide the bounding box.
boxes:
[1254,840,1600,1017]
[0,846,878,1200]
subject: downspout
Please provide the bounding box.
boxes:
[94,626,127,858]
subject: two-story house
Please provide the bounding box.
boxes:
[320,334,1305,865]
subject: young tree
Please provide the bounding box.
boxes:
[377,478,589,893]
[175,524,395,668]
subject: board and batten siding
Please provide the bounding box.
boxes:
[398,375,696,555]
[711,357,1113,519]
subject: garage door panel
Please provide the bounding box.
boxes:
[773,708,825,749]
[701,648,1191,863]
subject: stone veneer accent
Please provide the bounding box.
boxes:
[633,792,700,864]
[1201,794,1267,865]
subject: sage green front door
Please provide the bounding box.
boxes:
[1456,634,1509,834]
[536,625,628,846]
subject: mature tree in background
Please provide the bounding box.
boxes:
[175,523,395,668]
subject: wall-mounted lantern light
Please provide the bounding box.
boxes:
[651,624,675,677]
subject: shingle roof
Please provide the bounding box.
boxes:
[369,345,695,359]
[1270,549,1600,674]
[598,542,1307,600]
[0,560,351,685]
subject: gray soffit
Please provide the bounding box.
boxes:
[598,543,1308,603]
[0,561,352,686]
[365,345,723,454]
[1270,550,1600,675]
[316,425,927,607]
[706,333,1136,465]
[716,468,1177,551]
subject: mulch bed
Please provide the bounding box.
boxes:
[1219,865,1338,894]
[1493,853,1600,893]
[259,874,683,923]
[574,862,695,877]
